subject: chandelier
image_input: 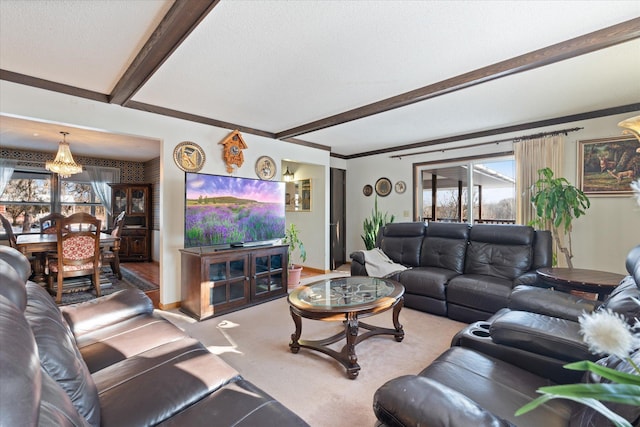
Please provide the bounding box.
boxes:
[45,131,83,178]
[618,115,640,143]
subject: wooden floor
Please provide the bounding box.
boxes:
[122,261,160,308]
[122,261,160,285]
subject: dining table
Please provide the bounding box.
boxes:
[15,232,118,284]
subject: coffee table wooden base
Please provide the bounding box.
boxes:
[289,297,404,379]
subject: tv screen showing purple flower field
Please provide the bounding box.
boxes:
[185,173,286,248]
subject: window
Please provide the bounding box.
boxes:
[0,167,112,233]
[0,169,52,233]
[418,157,515,224]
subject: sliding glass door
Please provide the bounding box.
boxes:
[417,157,515,224]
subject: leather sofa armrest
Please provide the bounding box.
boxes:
[509,285,599,321]
[61,289,154,337]
[513,271,538,287]
[373,375,515,427]
[349,251,368,276]
[350,251,364,264]
[490,310,595,362]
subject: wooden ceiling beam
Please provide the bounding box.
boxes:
[278,18,640,140]
[109,0,221,106]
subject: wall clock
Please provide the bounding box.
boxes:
[219,130,248,173]
[255,155,276,180]
[375,177,392,197]
[173,141,205,172]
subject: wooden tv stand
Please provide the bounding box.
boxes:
[179,244,289,321]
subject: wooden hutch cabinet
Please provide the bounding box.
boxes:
[179,244,288,320]
[109,183,151,262]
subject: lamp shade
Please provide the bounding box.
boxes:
[45,132,83,178]
[618,115,640,142]
[283,166,294,182]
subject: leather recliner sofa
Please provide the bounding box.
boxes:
[451,244,640,384]
[372,246,640,427]
[351,222,552,323]
[0,245,308,427]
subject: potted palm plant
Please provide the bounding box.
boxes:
[529,167,590,268]
[283,223,307,289]
[361,195,395,250]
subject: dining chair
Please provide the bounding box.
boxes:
[102,211,125,279]
[40,212,66,234]
[47,212,102,304]
[0,213,18,248]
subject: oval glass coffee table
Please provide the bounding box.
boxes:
[288,276,404,379]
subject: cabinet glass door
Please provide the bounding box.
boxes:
[131,189,145,213]
[113,189,127,214]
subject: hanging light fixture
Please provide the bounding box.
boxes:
[45,131,83,178]
[283,166,294,182]
[618,115,640,143]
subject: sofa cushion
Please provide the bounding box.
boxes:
[465,225,534,280]
[448,274,513,313]
[93,338,241,427]
[418,347,575,427]
[599,275,640,324]
[75,313,190,373]
[0,245,32,283]
[378,222,426,267]
[39,367,91,427]
[489,311,595,362]
[157,379,309,426]
[0,295,41,427]
[24,282,100,427]
[61,288,154,336]
[421,222,469,273]
[399,267,458,300]
[0,258,27,311]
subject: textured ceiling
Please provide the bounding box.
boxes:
[0,0,639,160]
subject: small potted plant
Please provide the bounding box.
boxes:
[283,223,307,289]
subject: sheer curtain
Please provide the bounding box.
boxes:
[86,166,120,217]
[514,135,564,226]
[0,159,17,197]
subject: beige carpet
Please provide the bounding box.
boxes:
[160,272,467,426]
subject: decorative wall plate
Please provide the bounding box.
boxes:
[363,184,373,197]
[255,155,276,180]
[395,180,406,194]
[173,141,205,172]
[375,177,392,197]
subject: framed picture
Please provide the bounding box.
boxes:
[375,177,392,197]
[578,135,640,196]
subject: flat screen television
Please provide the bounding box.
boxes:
[184,172,286,248]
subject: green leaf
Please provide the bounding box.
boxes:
[564,361,640,385]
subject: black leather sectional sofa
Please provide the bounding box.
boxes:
[0,245,308,427]
[351,222,552,323]
[372,246,640,427]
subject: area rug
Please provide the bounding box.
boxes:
[57,267,158,306]
[160,270,467,427]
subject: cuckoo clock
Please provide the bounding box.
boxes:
[219,130,247,173]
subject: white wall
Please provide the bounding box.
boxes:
[2,80,637,307]
[345,111,640,275]
[0,81,331,306]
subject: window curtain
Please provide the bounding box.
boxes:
[514,135,564,226]
[0,159,17,197]
[86,166,120,217]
